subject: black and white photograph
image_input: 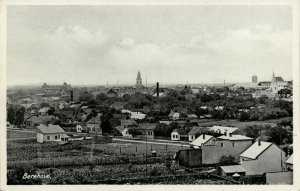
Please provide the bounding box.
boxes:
[0,0,299,190]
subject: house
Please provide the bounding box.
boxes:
[209,126,238,135]
[174,107,188,115]
[285,154,293,171]
[120,119,137,127]
[130,112,146,120]
[190,134,215,148]
[107,89,118,98]
[171,128,188,141]
[187,114,198,119]
[25,115,55,127]
[36,124,69,143]
[86,116,102,133]
[110,102,129,111]
[240,141,288,175]
[188,126,203,142]
[38,107,50,115]
[168,110,180,120]
[115,126,132,138]
[76,124,83,133]
[218,165,246,177]
[138,123,158,139]
[201,133,253,164]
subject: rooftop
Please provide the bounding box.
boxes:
[240,141,272,160]
[209,126,238,134]
[217,134,253,141]
[190,134,213,147]
[219,165,246,173]
[285,154,293,165]
[36,124,66,134]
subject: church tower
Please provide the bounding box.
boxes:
[136,70,142,87]
[271,70,276,83]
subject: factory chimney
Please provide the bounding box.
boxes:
[156,82,159,98]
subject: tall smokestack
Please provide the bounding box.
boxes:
[156,82,159,98]
[70,90,73,101]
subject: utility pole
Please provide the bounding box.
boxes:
[145,134,148,177]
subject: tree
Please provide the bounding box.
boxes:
[96,93,109,104]
[7,106,15,124]
[265,126,288,145]
[244,125,260,139]
[40,102,50,108]
[220,155,236,165]
[238,112,250,121]
[78,91,94,102]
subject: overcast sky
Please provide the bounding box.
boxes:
[7,5,293,86]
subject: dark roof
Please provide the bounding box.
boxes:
[120,119,137,126]
[139,123,158,130]
[275,77,284,82]
[173,128,187,135]
[36,124,66,134]
[86,116,100,124]
[110,102,129,110]
[26,115,54,124]
[188,126,203,135]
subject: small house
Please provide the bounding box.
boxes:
[36,124,69,143]
[285,154,293,171]
[218,165,246,177]
[139,123,158,139]
[171,128,188,141]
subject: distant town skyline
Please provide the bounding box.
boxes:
[7,5,293,86]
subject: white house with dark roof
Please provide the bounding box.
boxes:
[240,141,288,175]
[36,124,69,143]
[171,128,188,141]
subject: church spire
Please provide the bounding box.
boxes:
[272,70,276,82]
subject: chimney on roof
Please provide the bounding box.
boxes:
[224,131,227,136]
[258,140,261,146]
[70,90,74,101]
[229,133,232,137]
[203,134,205,139]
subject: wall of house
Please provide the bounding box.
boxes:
[188,134,195,142]
[202,140,252,164]
[178,149,202,167]
[266,171,293,184]
[42,133,68,142]
[171,132,180,141]
[241,144,288,175]
[121,128,132,138]
[37,133,44,143]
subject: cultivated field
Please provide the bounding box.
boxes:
[7,138,233,184]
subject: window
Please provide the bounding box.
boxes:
[55,136,58,140]
[191,136,194,140]
[221,143,224,147]
[232,142,235,147]
[58,135,60,139]
[47,136,50,140]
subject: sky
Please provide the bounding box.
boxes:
[7,5,293,86]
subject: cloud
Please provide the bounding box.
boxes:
[7,24,292,85]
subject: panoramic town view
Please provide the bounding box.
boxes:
[6,5,293,185]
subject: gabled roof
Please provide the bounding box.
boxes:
[120,119,137,126]
[285,154,293,165]
[172,128,187,135]
[240,141,272,160]
[188,126,203,135]
[190,134,213,147]
[26,115,54,124]
[86,116,100,124]
[110,102,129,110]
[209,126,238,134]
[217,134,253,141]
[140,123,158,130]
[219,165,246,173]
[36,124,66,134]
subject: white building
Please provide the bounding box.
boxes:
[36,124,69,143]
